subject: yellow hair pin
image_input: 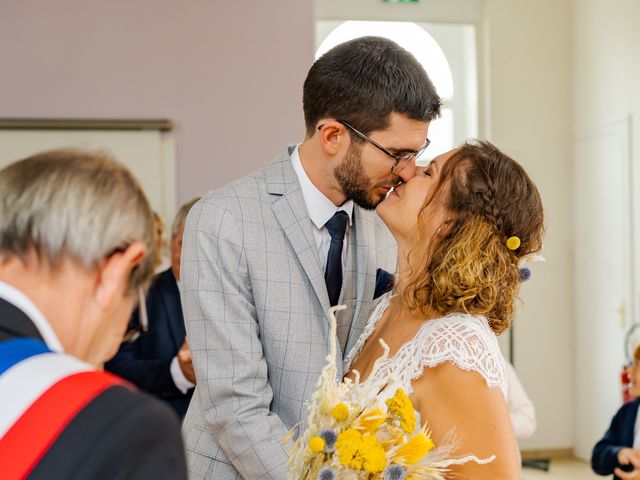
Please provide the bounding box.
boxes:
[506,236,521,250]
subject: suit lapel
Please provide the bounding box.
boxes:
[268,148,331,313]
[344,207,378,354]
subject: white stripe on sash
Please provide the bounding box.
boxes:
[0,352,93,438]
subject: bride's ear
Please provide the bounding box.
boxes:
[436,218,454,237]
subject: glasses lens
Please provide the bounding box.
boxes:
[392,141,430,172]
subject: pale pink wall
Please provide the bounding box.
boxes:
[0,1,314,203]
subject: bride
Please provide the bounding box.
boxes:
[344,140,544,479]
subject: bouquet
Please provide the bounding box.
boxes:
[287,306,494,480]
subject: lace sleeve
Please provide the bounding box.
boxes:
[409,314,507,399]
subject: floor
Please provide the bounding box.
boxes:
[521,459,601,480]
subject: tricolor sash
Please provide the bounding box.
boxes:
[0,338,128,479]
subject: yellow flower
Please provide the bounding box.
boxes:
[360,434,387,473]
[309,436,325,453]
[335,429,387,474]
[331,402,349,421]
[354,407,386,432]
[394,432,435,465]
[336,429,363,469]
[386,388,416,434]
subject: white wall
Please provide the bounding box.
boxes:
[483,0,574,451]
[574,0,640,131]
[0,0,314,204]
[573,0,640,460]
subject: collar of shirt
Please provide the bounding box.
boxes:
[291,144,354,229]
[0,280,64,352]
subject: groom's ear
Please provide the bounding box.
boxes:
[318,121,347,156]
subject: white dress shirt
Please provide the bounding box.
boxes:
[291,145,354,271]
[0,280,64,352]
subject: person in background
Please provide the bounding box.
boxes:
[505,359,537,469]
[0,149,187,479]
[592,344,640,480]
[506,360,537,439]
[153,211,167,271]
[106,198,200,419]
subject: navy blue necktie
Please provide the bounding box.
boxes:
[324,211,349,306]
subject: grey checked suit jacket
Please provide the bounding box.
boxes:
[181,146,396,479]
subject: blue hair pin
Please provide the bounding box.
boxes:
[517,253,545,282]
[519,266,532,282]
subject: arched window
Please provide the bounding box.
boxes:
[316,20,477,162]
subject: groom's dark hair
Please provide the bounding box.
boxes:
[303,36,442,137]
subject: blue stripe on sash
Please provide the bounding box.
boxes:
[0,338,51,375]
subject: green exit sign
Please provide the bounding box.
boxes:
[382,0,419,3]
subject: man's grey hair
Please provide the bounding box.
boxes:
[0,148,156,293]
[171,197,201,238]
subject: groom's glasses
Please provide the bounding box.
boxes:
[332,120,430,174]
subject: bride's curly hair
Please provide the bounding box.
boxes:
[398,140,544,334]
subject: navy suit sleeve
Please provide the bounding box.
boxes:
[104,299,183,398]
[592,404,631,475]
[105,269,190,401]
[105,334,180,397]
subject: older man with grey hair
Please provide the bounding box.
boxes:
[0,149,187,479]
[106,197,201,419]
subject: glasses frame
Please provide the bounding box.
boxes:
[318,120,430,174]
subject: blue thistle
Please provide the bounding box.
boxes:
[319,429,337,452]
[519,266,532,282]
[383,464,407,480]
[318,467,336,480]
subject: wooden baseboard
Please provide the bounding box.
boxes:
[521,448,574,460]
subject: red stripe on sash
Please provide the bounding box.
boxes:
[0,370,127,479]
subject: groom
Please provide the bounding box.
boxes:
[181,36,441,479]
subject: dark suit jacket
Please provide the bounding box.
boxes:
[0,296,187,480]
[105,268,193,418]
[592,398,640,479]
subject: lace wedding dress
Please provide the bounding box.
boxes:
[343,293,508,400]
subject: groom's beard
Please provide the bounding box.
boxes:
[334,145,399,210]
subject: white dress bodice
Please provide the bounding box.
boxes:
[343,293,508,400]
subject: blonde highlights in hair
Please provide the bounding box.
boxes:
[401,216,520,334]
[397,140,544,334]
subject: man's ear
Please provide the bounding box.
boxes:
[95,242,146,309]
[318,121,348,156]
